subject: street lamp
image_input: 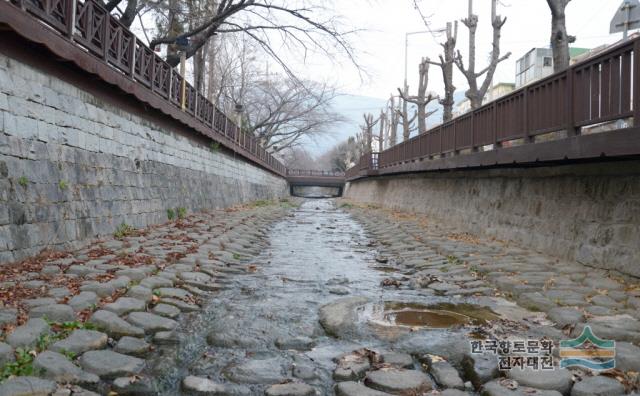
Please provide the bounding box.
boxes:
[404,30,431,86]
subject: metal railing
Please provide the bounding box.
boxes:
[5,0,286,176]
[348,36,639,177]
[286,169,345,178]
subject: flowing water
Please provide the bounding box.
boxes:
[148,199,485,394]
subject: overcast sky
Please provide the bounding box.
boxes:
[286,0,626,100]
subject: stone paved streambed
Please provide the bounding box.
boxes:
[0,199,639,395]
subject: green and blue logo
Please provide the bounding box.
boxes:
[559,326,615,370]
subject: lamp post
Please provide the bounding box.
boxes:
[404,30,431,86]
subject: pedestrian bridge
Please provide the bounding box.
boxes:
[286,170,346,197]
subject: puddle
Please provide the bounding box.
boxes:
[360,301,499,329]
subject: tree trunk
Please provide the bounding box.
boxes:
[378,111,386,152]
[547,0,574,72]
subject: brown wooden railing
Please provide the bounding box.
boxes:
[348,36,639,177]
[5,0,286,176]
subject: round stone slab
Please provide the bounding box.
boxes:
[365,368,433,393]
[79,350,145,379]
[50,329,108,355]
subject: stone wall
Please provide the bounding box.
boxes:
[0,46,288,264]
[344,161,640,278]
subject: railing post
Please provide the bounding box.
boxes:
[66,0,77,38]
[634,39,640,126]
[129,39,137,78]
[492,102,501,148]
[523,87,531,143]
[566,67,578,136]
[101,8,109,61]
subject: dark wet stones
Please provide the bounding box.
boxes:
[114,336,151,357]
[506,367,573,395]
[0,376,57,396]
[182,375,227,395]
[461,352,499,388]
[103,297,147,316]
[6,318,50,348]
[547,307,584,328]
[88,310,144,338]
[33,351,99,385]
[226,357,288,384]
[50,329,108,355]
[335,381,393,396]
[126,312,177,333]
[79,350,145,379]
[570,376,625,396]
[364,368,433,393]
[155,287,192,300]
[265,383,315,396]
[429,361,464,390]
[154,330,180,345]
[28,304,75,322]
[319,296,368,338]
[275,336,316,351]
[333,357,371,382]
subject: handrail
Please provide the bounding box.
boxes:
[4,0,287,176]
[348,36,639,176]
[286,169,346,178]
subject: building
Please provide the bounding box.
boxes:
[453,82,516,117]
[515,47,590,88]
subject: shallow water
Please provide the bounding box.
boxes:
[148,199,482,394]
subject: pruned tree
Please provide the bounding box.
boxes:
[361,113,379,153]
[377,110,386,152]
[546,0,575,72]
[317,136,361,172]
[398,58,437,135]
[455,0,511,109]
[428,21,458,122]
[397,83,418,141]
[387,95,400,147]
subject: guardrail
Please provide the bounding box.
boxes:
[348,36,639,177]
[286,169,345,178]
[4,0,286,176]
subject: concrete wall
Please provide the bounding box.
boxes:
[344,161,640,278]
[0,45,288,264]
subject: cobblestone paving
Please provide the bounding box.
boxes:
[0,199,638,396]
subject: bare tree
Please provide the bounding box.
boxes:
[455,0,511,109]
[428,22,458,122]
[377,110,386,152]
[546,0,575,72]
[387,95,400,147]
[361,113,379,153]
[244,78,343,153]
[397,83,418,141]
[398,58,437,135]
[131,0,358,74]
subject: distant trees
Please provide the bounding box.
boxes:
[546,0,575,72]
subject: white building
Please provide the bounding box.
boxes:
[515,47,590,88]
